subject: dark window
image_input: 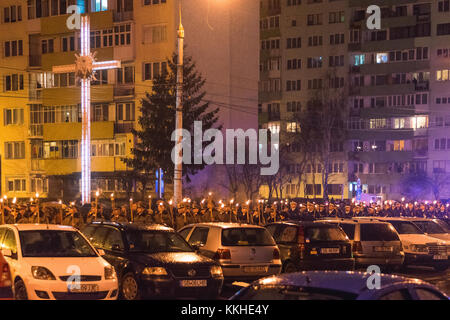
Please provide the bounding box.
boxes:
[360,224,400,241]
[305,226,348,242]
[221,228,275,246]
[188,227,209,247]
[338,224,355,240]
[103,228,124,251]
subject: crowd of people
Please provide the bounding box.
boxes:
[1,196,449,230]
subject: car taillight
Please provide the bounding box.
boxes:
[353,241,363,254]
[298,244,305,259]
[213,249,231,260]
[297,226,305,243]
[273,248,280,260]
[297,226,306,259]
[1,263,11,283]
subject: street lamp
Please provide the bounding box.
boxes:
[111,193,115,209]
[35,192,40,223]
[173,3,185,205]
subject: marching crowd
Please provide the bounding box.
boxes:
[1,197,449,230]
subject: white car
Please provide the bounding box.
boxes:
[407,218,450,242]
[178,223,282,281]
[375,218,449,272]
[0,224,118,300]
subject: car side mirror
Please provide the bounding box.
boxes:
[97,249,106,256]
[1,249,12,257]
[191,244,200,251]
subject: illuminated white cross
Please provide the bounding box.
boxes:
[53,16,121,204]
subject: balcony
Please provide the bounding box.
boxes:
[348,151,414,163]
[113,11,133,22]
[28,125,43,139]
[268,112,281,121]
[358,83,415,96]
[31,159,44,172]
[114,122,134,134]
[259,91,282,103]
[29,55,41,67]
[114,85,135,97]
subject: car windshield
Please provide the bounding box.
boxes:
[19,230,97,258]
[386,221,424,235]
[126,231,194,253]
[221,228,275,246]
[360,224,400,241]
[413,221,447,234]
[233,285,357,300]
[434,220,450,232]
[305,226,349,242]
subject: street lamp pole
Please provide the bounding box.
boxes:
[174,3,184,205]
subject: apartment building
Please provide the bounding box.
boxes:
[259,0,350,200]
[0,0,258,201]
[348,0,450,200]
[259,0,450,201]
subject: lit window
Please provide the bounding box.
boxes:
[376,53,388,64]
[95,0,108,12]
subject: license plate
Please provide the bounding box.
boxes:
[243,266,268,273]
[374,246,393,252]
[180,280,207,287]
[433,255,447,260]
[321,248,340,254]
[68,284,99,293]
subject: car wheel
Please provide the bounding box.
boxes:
[14,279,28,300]
[121,273,140,300]
[433,265,448,272]
[283,262,297,273]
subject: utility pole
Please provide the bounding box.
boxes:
[174,4,184,205]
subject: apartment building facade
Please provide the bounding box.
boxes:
[259,0,450,201]
[0,0,259,201]
[259,0,350,200]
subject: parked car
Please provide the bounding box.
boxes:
[82,222,223,300]
[408,218,450,241]
[230,271,449,300]
[178,223,282,281]
[435,219,450,232]
[322,218,404,271]
[375,218,449,272]
[0,224,118,300]
[265,221,355,272]
[0,250,13,300]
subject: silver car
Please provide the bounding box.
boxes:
[322,218,404,271]
[178,223,282,281]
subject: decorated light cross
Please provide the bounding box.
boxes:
[53,16,121,204]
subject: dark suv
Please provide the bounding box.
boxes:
[265,221,355,272]
[82,222,223,300]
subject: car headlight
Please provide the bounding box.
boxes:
[410,244,428,253]
[210,265,223,278]
[142,267,168,276]
[31,266,56,280]
[104,265,116,280]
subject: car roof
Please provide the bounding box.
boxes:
[252,271,430,295]
[182,222,265,229]
[267,220,337,227]
[89,221,174,232]
[320,218,388,225]
[3,224,78,232]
